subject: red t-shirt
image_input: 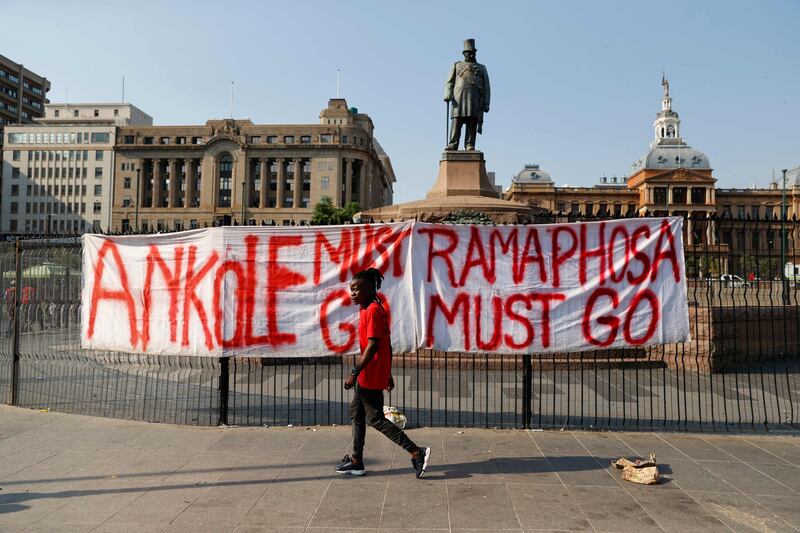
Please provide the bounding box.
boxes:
[357,301,392,390]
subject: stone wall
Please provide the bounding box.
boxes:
[651,305,800,372]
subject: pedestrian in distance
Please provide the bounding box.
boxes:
[336,268,431,478]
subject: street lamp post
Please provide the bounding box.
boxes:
[134,168,141,232]
[781,168,788,304]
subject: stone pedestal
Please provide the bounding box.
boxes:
[426,151,499,199]
[359,149,532,224]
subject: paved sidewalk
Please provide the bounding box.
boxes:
[0,406,798,532]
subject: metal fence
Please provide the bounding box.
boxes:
[1,214,799,431]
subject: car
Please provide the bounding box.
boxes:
[720,274,747,288]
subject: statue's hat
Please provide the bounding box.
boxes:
[463,39,477,52]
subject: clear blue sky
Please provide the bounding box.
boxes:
[2,0,798,203]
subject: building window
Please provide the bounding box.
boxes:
[342,135,348,144]
[95,167,103,178]
[653,187,667,205]
[54,110,60,117]
[114,109,119,117]
[122,196,132,207]
[691,187,706,204]
[570,203,579,215]
[321,176,330,190]
[267,136,277,144]
[11,167,20,179]
[73,110,79,117]
[672,187,687,204]
[93,202,102,214]
[144,136,154,144]
[10,185,19,196]
[300,135,311,144]
[10,202,18,214]
[160,137,170,144]
[585,202,594,216]
[320,134,332,143]
[614,204,623,216]
[192,136,203,144]
[250,136,261,144]
[95,150,104,161]
[190,219,198,229]
[94,184,102,196]
[91,132,110,143]
[121,219,130,232]
[124,135,134,144]
[737,206,745,219]
[218,154,233,207]
[123,177,131,189]
[556,202,566,213]
[12,150,20,161]
[751,205,760,219]
[94,109,99,117]
[283,136,294,144]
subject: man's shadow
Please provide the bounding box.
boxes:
[342,455,673,482]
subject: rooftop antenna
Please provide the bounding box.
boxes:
[337,69,341,98]
[229,81,234,119]
[121,75,125,103]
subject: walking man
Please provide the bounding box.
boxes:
[335,268,431,478]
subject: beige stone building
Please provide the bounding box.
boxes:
[111,99,395,231]
[506,82,800,275]
[1,103,151,234]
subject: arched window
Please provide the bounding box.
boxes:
[218,154,232,207]
[666,125,675,138]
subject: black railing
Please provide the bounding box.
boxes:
[0,214,798,431]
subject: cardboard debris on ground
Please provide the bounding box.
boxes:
[612,453,660,485]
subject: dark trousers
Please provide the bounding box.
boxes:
[350,384,417,460]
[448,117,478,150]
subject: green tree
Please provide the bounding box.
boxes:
[340,201,361,224]
[312,196,338,225]
[311,197,360,225]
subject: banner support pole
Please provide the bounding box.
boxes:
[522,353,532,429]
[218,357,230,425]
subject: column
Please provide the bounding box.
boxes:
[276,158,285,209]
[345,158,353,204]
[138,159,148,207]
[242,161,251,210]
[151,159,162,208]
[359,161,369,208]
[259,158,268,208]
[184,159,195,208]
[293,159,302,208]
[686,217,694,246]
[168,159,178,207]
[707,220,716,246]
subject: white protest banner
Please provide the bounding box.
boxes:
[413,217,689,353]
[81,218,689,357]
[81,223,415,357]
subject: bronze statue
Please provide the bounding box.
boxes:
[444,39,491,151]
